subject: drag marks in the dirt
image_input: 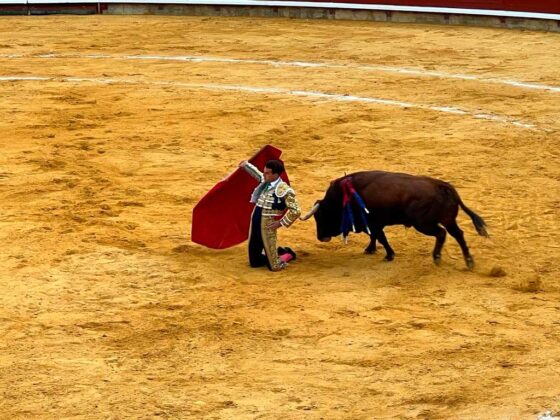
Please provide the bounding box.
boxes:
[0,76,538,130]
[11,145,152,255]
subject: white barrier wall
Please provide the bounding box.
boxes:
[3,0,559,31]
[20,0,560,20]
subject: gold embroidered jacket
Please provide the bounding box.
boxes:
[242,162,301,227]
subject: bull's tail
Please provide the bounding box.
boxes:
[458,197,489,237]
[443,184,489,237]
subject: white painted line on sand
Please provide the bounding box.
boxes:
[19,52,560,94]
[0,75,538,130]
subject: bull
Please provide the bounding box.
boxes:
[300,171,488,270]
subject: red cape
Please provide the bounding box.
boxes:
[191,145,290,249]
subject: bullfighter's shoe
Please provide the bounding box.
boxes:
[278,247,297,261]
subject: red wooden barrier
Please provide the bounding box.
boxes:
[301,0,560,14]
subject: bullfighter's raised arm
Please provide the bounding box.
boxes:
[239,160,264,182]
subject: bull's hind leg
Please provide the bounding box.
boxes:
[373,226,395,261]
[445,222,474,270]
[414,224,446,265]
[364,233,377,254]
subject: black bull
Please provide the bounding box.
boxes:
[301,171,489,270]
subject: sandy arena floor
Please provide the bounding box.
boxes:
[0,15,559,419]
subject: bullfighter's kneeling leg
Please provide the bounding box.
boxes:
[261,216,287,271]
[248,207,268,268]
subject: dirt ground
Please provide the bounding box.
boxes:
[0,15,559,419]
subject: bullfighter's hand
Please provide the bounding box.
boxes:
[267,221,282,230]
[238,160,248,167]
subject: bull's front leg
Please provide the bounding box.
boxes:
[373,225,395,261]
[364,233,377,254]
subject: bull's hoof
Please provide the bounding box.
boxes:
[384,254,395,262]
[364,248,376,255]
[433,255,442,266]
[466,257,475,271]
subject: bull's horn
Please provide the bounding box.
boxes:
[300,202,320,221]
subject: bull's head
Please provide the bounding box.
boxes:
[300,197,343,242]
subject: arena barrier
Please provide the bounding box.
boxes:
[2,0,560,32]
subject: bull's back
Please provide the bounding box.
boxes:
[348,171,458,224]
[351,171,443,201]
